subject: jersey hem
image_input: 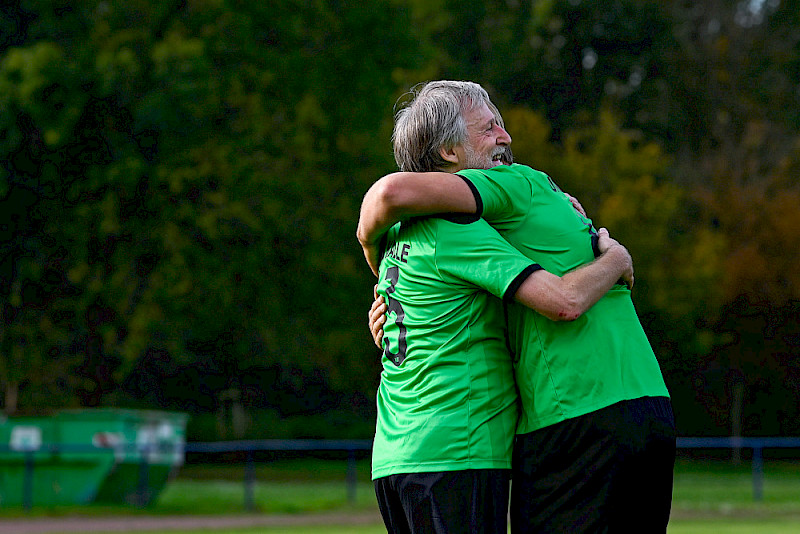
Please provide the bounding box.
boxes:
[371,459,512,481]
[516,393,671,435]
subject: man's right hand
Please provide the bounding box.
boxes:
[595,227,634,288]
[369,284,387,349]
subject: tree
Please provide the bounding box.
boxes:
[0,0,433,434]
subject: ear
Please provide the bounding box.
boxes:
[439,145,460,165]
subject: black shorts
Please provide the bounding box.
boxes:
[374,469,511,534]
[510,396,676,534]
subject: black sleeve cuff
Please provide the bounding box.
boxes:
[455,174,483,217]
[591,231,600,258]
[503,264,543,303]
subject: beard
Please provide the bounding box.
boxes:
[463,142,513,169]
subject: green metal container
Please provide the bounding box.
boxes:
[68,409,189,506]
[0,409,187,507]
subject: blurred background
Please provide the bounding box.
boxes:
[1,0,798,444]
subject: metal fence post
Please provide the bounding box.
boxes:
[346,449,357,504]
[752,445,764,501]
[244,449,256,512]
[23,450,34,511]
[137,445,150,507]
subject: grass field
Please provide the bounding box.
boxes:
[20,523,796,534]
[102,524,800,534]
[3,455,800,533]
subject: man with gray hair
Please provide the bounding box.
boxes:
[358,80,675,533]
[392,82,512,173]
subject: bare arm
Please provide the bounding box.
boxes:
[366,228,633,348]
[357,172,590,277]
[356,172,476,276]
[513,228,633,321]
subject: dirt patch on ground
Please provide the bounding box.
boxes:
[0,511,383,534]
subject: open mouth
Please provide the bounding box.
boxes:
[492,151,508,166]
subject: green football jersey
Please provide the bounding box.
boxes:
[457,164,670,435]
[371,215,538,480]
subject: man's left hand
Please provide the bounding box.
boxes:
[565,193,587,217]
[369,285,387,349]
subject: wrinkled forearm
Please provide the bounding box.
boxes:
[559,244,631,317]
[356,175,403,250]
[356,172,477,248]
[515,245,631,321]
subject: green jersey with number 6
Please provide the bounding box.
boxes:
[457,164,670,435]
[372,215,539,480]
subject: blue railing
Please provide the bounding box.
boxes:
[184,439,373,511]
[676,436,800,501]
[0,439,373,511]
[3,437,799,510]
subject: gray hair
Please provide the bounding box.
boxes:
[392,81,507,172]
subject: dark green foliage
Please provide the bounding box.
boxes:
[1,0,798,439]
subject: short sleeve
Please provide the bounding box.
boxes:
[433,218,539,299]
[456,164,534,225]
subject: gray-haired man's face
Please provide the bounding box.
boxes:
[456,101,513,171]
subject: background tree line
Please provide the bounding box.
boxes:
[1,0,798,440]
